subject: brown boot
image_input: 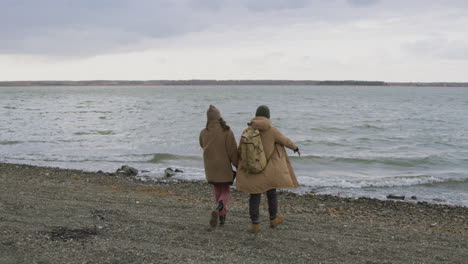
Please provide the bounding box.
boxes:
[249,224,260,233]
[270,216,284,228]
[209,210,218,228]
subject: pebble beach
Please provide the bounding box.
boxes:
[1,162,467,263]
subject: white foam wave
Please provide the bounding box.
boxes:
[298,175,467,189]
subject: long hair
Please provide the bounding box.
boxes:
[206,117,230,131]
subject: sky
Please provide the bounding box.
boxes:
[1,0,467,82]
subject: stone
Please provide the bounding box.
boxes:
[115,165,138,176]
[387,194,405,200]
[164,168,176,177]
[164,167,183,177]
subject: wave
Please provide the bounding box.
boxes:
[310,127,346,133]
[3,153,201,164]
[0,140,50,145]
[296,140,346,147]
[0,140,22,145]
[291,155,447,167]
[148,153,201,163]
[301,175,468,189]
[5,156,134,163]
[309,124,384,133]
[353,124,384,130]
[74,130,115,136]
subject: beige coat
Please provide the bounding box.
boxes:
[236,116,299,194]
[199,121,239,184]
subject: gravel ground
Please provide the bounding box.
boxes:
[0,162,467,264]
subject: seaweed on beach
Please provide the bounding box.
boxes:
[44,226,97,241]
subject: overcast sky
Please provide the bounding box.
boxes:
[1,0,467,82]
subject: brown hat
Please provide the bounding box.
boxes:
[207,105,221,121]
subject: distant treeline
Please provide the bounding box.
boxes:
[1,80,467,87]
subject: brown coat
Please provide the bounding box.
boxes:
[236,116,299,194]
[199,120,239,184]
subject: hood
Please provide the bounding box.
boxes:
[207,120,221,129]
[250,116,272,131]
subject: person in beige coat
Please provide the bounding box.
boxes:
[236,105,300,233]
[199,105,238,228]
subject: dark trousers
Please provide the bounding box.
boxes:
[249,189,277,224]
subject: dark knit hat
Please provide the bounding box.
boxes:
[207,105,221,121]
[255,105,270,119]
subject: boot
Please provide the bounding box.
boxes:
[219,215,226,226]
[210,201,224,228]
[249,224,260,233]
[270,216,284,228]
[209,210,218,228]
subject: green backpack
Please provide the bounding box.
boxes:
[240,126,267,173]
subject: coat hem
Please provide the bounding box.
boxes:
[208,181,233,186]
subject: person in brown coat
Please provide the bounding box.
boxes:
[236,105,300,233]
[199,105,239,228]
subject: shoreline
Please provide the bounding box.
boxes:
[1,162,467,263]
[2,84,468,88]
[1,80,468,88]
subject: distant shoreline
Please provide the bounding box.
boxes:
[1,80,468,87]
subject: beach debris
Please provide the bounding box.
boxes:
[115,165,138,176]
[164,167,183,177]
[386,194,405,200]
[433,198,447,202]
[44,226,97,241]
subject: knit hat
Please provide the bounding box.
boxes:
[207,105,221,121]
[255,105,270,119]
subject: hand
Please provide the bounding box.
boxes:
[294,147,301,157]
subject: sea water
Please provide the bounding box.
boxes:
[1,85,467,206]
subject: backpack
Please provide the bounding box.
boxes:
[240,126,267,173]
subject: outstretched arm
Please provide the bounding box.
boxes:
[273,127,300,155]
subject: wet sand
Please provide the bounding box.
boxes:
[0,162,467,263]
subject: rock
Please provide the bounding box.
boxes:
[115,165,138,176]
[164,168,176,177]
[164,167,183,177]
[387,194,405,200]
[411,196,417,200]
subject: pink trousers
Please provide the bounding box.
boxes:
[213,184,230,216]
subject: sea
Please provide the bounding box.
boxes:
[1,85,467,206]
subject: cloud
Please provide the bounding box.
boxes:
[0,0,377,56]
[402,38,468,60]
[1,0,468,61]
[347,0,380,7]
[243,0,310,12]
[0,0,209,55]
